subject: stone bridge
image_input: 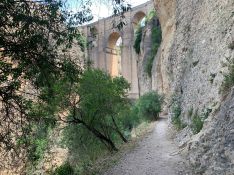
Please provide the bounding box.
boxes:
[82,1,154,99]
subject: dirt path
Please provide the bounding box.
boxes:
[103,117,190,175]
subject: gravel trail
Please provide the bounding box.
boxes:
[103,117,190,175]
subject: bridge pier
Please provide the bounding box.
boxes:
[82,1,154,99]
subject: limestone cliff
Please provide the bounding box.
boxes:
[188,88,234,174]
[152,0,234,174]
[137,18,157,95]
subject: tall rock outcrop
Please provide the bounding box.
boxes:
[137,18,159,95]
[153,0,234,174]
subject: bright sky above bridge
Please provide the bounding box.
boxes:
[67,0,149,23]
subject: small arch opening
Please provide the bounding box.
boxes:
[107,32,122,77]
[132,11,146,30]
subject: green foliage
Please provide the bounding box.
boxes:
[78,69,130,121]
[133,25,143,54]
[0,0,132,164]
[221,58,234,94]
[27,124,51,163]
[133,8,162,77]
[119,103,142,132]
[190,111,203,134]
[62,89,163,174]
[53,162,74,175]
[0,0,87,160]
[145,10,157,23]
[189,108,211,134]
[145,25,162,77]
[135,91,164,121]
[172,111,186,130]
[65,69,130,152]
[61,69,134,174]
[76,33,87,52]
[145,56,155,77]
[62,124,109,175]
[202,108,212,119]
[170,94,186,130]
[63,124,107,159]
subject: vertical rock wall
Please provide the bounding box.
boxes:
[137,18,159,95]
[152,0,234,174]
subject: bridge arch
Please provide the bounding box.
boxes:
[82,1,154,99]
[106,32,122,77]
[132,11,146,29]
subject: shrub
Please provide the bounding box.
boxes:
[171,105,186,130]
[133,25,143,54]
[221,58,234,94]
[170,94,186,130]
[118,105,141,131]
[190,111,203,134]
[136,91,164,121]
[53,162,74,175]
[61,69,131,173]
[145,54,155,77]
[189,108,211,134]
[23,121,55,166]
[145,10,157,23]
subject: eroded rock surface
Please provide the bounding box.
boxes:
[188,89,234,175]
[151,0,234,174]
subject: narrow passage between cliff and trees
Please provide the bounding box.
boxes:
[104,117,190,175]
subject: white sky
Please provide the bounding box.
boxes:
[68,0,149,23]
[91,0,149,21]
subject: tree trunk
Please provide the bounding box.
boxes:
[74,117,118,151]
[111,116,128,143]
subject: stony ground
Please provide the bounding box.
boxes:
[103,117,191,175]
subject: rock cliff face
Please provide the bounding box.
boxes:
[151,0,234,174]
[188,89,234,174]
[137,19,157,95]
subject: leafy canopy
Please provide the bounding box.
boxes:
[67,69,130,151]
[0,0,131,167]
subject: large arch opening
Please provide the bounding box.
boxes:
[107,32,122,77]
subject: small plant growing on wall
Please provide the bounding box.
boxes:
[221,57,234,94]
[144,14,162,77]
[189,108,211,134]
[145,32,161,77]
[170,94,186,130]
[190,110,203,134]
[133,24,143,54]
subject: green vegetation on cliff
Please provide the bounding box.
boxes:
[221,57,234,94]
[133,9,162,77]
[145,25,161,77]
[133,25,143,54]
